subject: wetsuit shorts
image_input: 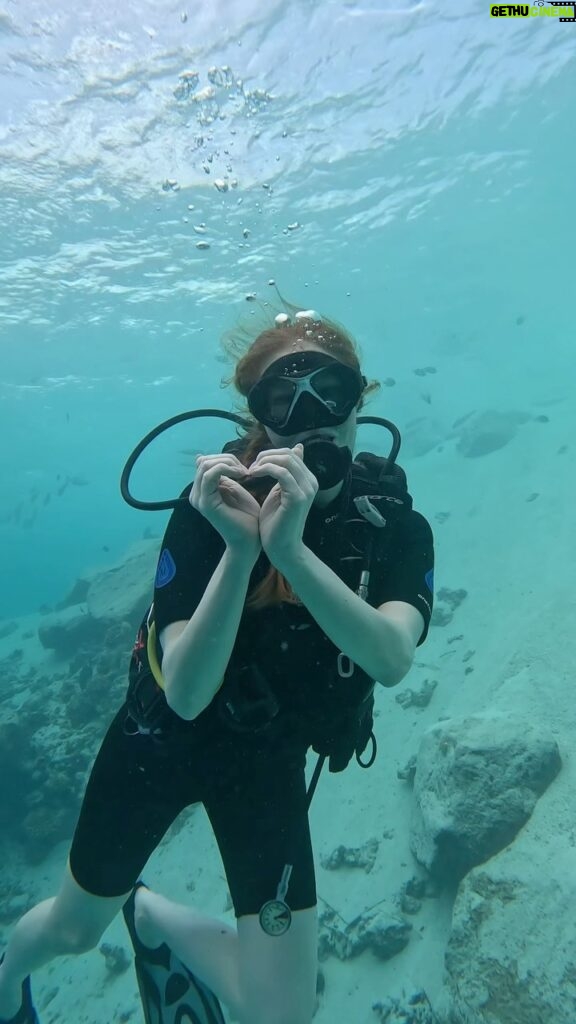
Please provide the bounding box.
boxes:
[69,704,316,918]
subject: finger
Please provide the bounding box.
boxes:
[218,477,261,511]
[196,452,245,464]
[251,449,306,489]
[200,463,249,494]
[249,462,315,498]
[192,466,249,508]
[250,451,314,489]
[195,454,247,481]
[191,455,245,497]
[195,453,246,476]
[251,447,293,461]
[251,450,305,470]
[195,455,247,493]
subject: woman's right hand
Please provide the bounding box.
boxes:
[190,453,262,556]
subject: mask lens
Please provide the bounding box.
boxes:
[248,377,296,426]
[312,366,352,411]
[263,378,297,425]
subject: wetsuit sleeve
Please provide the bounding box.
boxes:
[369,510,434,645]
[152,484,226,637]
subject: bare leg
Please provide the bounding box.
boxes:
[133,886,243,1018]
[135,888,317,1024]
[0,861,128,1020]
[0,869,316,1024]
[237,909,317,1024]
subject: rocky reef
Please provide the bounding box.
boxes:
[0,541,157,863]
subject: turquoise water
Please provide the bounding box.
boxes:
[1,2,576,1021]
[1,1,573,618]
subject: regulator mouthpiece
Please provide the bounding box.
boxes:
[301,438,352,489]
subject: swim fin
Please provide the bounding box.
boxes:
[0,957,39,1024]
[123,883,225,1024]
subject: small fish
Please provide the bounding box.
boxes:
[43,493,51,506]
[452,411,475,429]
[68,475,89,487]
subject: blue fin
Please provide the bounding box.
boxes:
[122,884,225,1024]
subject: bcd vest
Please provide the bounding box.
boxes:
[125,447,412,773]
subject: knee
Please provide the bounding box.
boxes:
[57,929,103,956]
[44,869,126,956]
[50,921,107,956]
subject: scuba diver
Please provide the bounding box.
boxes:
[0,304,434,1024]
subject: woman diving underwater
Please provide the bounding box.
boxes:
[0,305,434,1024]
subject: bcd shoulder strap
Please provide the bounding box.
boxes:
[352,450,410,501]
[349,452,412,542]
[126,444,412,734]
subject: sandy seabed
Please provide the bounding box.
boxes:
[1,396,575,1024]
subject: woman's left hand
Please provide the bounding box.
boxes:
[247,443,318,566]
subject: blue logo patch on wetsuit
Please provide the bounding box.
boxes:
[425,569,434,593]
[155,548,176,588]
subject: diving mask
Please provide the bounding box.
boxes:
[247,351,366,437]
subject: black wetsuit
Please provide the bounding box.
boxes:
[69,483,434,916]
